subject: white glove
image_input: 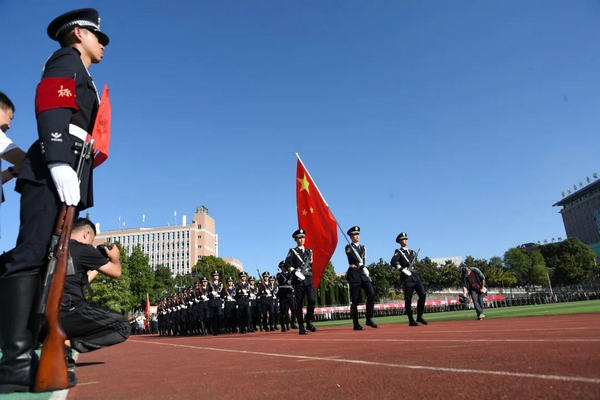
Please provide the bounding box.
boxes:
[211,291,217,297]
[402,269,412,276]
[294,271,306,281]
[227,296,233,301]
[48,162,80,206]
[202,295,208,301]
[242,289,248,295]
[266,289,271,295]
[362,268,370,277]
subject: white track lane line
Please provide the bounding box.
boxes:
[132,339,600,384]
[211,338,600,343]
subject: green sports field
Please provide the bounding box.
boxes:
[314,299,600,327]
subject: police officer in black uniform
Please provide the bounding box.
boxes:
[391,232,428,326]
[208,271,224,335]
[270,276,280,331]
[258,271,275,332]
[345,226,378,330]
[248,276,259,332]
[284,228,317,335]
[276,261,295,332]
[199,277,210,334]
[0,8,109,393]
[223,277,237,333]
[235,272,251,334]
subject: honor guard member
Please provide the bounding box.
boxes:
[284,228,317,335]
[270,276,280,331]
[258,271,275,332]
[0,8,109,393]
[235,272,251,333]
[193,281,204,335]
[391,232,428,326]
[345,226,378,330]
[276,261,296,332]
[248,277,259,332]
[223,277,237,333]
[208,271,224,335]
[199,277,210,334]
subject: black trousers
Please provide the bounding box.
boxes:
[3,182,64,277]
[260,297,274,328]
[279,295,295,327]
[236,298,250,331]
[294,283,315,327]
[40,304,130,353]
[224,301,237,331]
[350,279,376,321]
[403,275,426,322]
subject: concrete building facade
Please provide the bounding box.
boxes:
[93,206,242,275]
[553,176,600,260]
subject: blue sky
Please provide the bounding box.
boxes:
[1,1,598,275]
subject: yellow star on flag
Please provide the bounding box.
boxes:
[302,209,308,216]
[297,174,310,194]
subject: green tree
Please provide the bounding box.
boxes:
[415,257,441,289]
[193,255,243,282]
[152,265,175,302]
[540,237,599,285]
[437,260,462,288]
[89,243,133,314]
[503,248,548,287]
[128,245,155,309]
[367,258,401,301]
[320,262,340,304]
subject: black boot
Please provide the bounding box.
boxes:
[351,304,363,330]
[0,273,40,393]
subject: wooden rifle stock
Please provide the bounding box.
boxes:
[34,205,76,392]
[35,138,92,392]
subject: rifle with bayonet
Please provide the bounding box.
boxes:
[35,140,93,392]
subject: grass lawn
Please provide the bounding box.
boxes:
[314,299,600,327]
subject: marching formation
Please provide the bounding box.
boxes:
[157,269,299,336]
[155,225,431,337]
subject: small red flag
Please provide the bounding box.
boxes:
[145,293,151,318]
[92,84,111,168]
[296,155,338,288]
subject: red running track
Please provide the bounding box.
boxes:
[67,314,600,400]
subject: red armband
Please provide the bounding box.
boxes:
[35,77,79,115]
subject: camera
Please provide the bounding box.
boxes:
[97,243,114,258]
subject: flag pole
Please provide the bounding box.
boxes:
[295,153,332,207]
[295,153,350,246]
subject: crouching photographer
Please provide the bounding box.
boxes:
[39,218,130,367]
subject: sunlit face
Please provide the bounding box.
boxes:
[350,233,360,243]
[400,238,408,247]
[295,237,305,247]
[0,107,13,133]
[78,28,104,64]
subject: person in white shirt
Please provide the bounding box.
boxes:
[0,92,27,235]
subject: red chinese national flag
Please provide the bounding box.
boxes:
[296,155,338,288]
[145,293,151,318]
[92,84,111,168]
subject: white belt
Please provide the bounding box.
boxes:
[69,124,88,141]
